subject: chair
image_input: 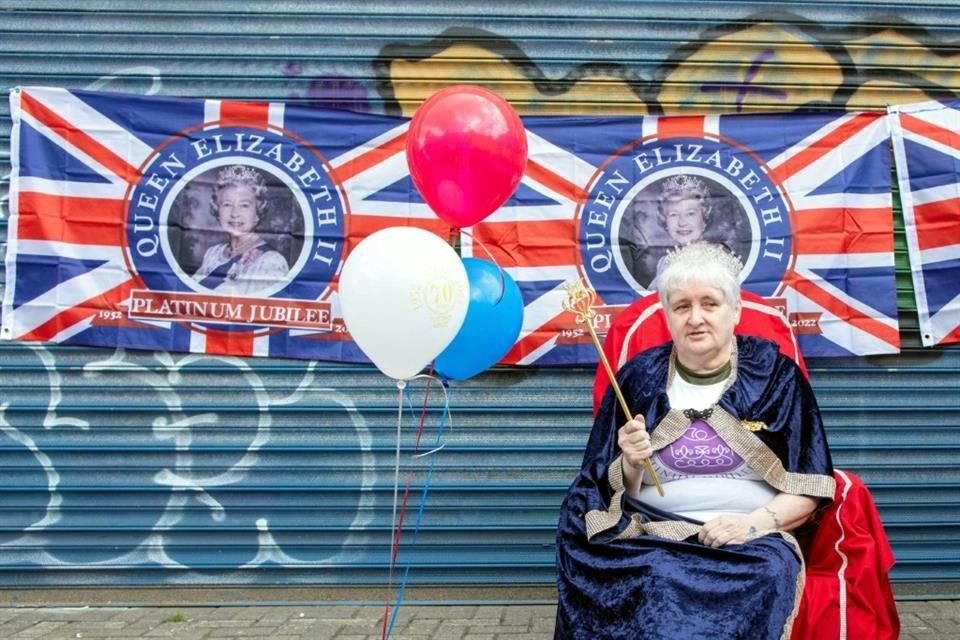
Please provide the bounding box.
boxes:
[593,291,900,640]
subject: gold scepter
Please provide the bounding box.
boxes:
[563,280,665,497]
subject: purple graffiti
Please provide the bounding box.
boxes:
[700,49,787,111]
[281,63,305,77]
[284,69,372,113]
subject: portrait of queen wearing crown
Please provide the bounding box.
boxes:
[168,164,304,296]
[618,173,749,290]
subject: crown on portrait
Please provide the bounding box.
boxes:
[661,242,743,279]
[659,174,710,201]
[211,164,268,212]
[213,164,268,206]
[216,164,266,189]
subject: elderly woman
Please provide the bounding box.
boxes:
[555,243,835,639]
[193,164,289,295]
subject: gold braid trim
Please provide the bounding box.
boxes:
[614,513,701,540]
[708,407,836,498]
[614,513,700,540]
[613,514,646,541]
[637,520,702,540]
[585,456,627,540]
[612,515,702,541]
[776,530,806,640]
[649,409,692,451]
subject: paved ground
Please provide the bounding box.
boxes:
[0,600,955,639]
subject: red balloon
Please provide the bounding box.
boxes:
[406,85,528,228]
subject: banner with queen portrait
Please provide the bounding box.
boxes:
[4,86,430,363]
[477,112,899,364]
[4,87,899,364]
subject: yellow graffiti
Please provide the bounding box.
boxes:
[846,80,936,111]
[390,44,533,113]
[657,24,843,113]
[846,29,960,107]
[382,20,958,116]
[389,44,647,116]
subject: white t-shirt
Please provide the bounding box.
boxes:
[636,372,777,522]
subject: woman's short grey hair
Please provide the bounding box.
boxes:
[657,242,743,306]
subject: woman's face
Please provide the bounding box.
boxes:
[663,197,706,245]
[216,184,259,238]
[664,280,741,372]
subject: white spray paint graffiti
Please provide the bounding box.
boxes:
[0,403,62,531]
[31,345,90,431]
[85,65,164,96]
[0,64,378,580]
[0,344,378,579]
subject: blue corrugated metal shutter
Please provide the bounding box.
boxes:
[0,1,957,594]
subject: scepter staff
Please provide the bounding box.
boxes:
[563,280,665,497]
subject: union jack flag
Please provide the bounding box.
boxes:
[469,111,899,363]
[4,88,900,364]
[890,100,960,347]
[3,86,447,360]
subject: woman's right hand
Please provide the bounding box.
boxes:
[617,414,653,469]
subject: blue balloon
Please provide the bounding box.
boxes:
[435,258,524,381]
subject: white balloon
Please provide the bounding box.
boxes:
[339,227,469,380]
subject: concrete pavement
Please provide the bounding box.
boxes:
[0,600,955,639]
[0,603,550,639]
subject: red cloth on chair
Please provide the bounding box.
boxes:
[592,292,900,640]
[792,469,900,640]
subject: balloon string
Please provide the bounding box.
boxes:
[382,376,428,640]
[386,385,450,638]
[381,378,406,640]
[382,370,448,639]
[458,227,508,305]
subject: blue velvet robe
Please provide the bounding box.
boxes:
[555,336,835,640]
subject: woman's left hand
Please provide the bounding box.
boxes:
[698,514,762,547]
